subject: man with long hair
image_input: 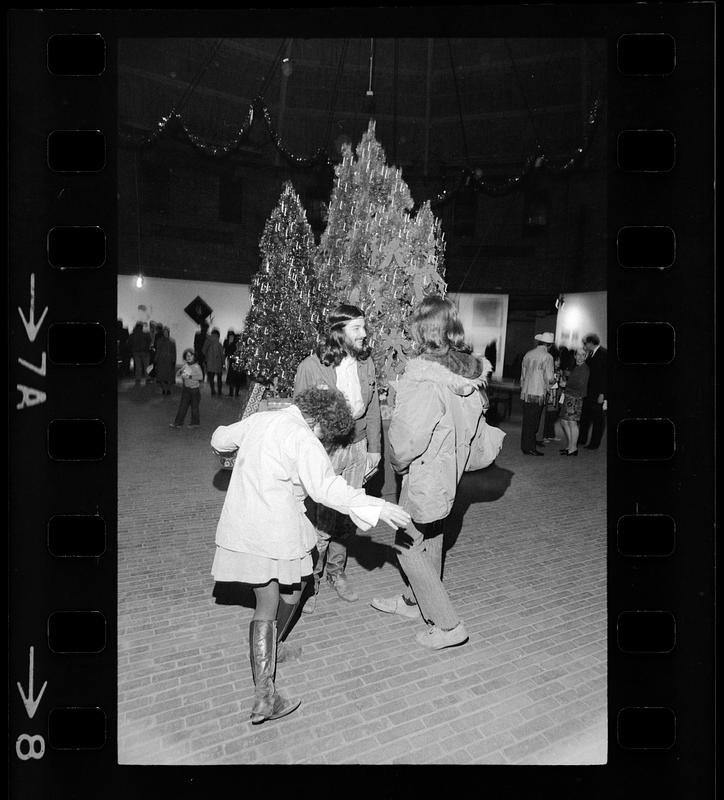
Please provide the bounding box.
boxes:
[293,304,382,611]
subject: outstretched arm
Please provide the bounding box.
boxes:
[296,433,409,530]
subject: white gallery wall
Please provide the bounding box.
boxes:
[117,276,251,353]
[555,291,607,350]
[455,293,509,381]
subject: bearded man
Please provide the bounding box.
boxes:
[293,304,382,611]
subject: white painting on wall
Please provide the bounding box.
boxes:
[454,293,509,381]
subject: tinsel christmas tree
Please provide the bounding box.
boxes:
[238,181,328,398]
[318,120,447,388]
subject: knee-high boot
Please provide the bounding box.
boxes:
[276,585,305,663]
[248,620,300,724]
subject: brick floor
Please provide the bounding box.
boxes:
[118,379,607,764]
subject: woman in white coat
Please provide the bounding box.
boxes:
[210,387,410,724]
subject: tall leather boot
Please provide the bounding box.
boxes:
[248,620,300,724]
[276,589,304,663]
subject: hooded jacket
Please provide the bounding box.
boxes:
[388,350,486,523]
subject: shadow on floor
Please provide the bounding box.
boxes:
[209,461,514,598]
[444,462,515,553]
[346,534,397,572]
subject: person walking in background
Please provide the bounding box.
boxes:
[203,328,225,397]
[170,348,203,428]
[558,345,574,373]
[154,326,177,396]
[542,345,562,443]
[129,321,152,385]
[579,333,608,450]
[209,387,410,725]
[117,320,130,378]
[224,330,245,398]
[371,296,486,650]
[558,348,590,456]
[194,322,209,380]
[147,321,162,382]
[519,332,556,456]
[293,304,382,613]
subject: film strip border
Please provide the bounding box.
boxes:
[8,8,714,797]
[608,15,715,793]
[10,18,117,793]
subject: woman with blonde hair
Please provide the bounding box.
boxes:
[371,296,487,649]
[558,348,590,456]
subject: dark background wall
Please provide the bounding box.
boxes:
[117,115,606,299]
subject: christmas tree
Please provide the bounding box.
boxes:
[318,120,447,388]
[238,181,327,399]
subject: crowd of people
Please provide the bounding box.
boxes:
[518,331,607,456]
[119,303,605,727]
[117,319,249,428]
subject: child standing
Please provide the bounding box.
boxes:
[170,348,203,428]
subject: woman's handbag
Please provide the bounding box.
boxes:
[466,416,506,471]
[214,448,238,470]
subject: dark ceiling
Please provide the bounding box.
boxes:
[119,37,607,172]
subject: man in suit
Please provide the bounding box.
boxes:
[579,333,608,449]
[293,304,382,612]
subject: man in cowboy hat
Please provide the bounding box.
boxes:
[519,332,556,455]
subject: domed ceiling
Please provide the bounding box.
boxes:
[119,37,606,174]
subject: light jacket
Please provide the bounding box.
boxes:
[211,405,384,560]
[520,345,555,404]
[388,351,486,523]
[293,353,382,452]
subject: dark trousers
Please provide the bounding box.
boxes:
[521,401,544,452]
[207,372,222,395]
[174,387,200,425]
[544,407,559,439]
[579,398,606,447]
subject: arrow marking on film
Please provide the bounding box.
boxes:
[18,274,48,343]
[17,646,47,720]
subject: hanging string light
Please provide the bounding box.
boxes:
[418,93,602,210]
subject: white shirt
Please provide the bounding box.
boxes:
[211,406,382,560]
[335,355,365,419]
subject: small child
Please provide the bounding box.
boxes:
[170,348,203,428]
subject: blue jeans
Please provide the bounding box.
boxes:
[395,518,459,630]
[174,387,200,425]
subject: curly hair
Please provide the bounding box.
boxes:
[316,303,371,367]
[295,387,355,452]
